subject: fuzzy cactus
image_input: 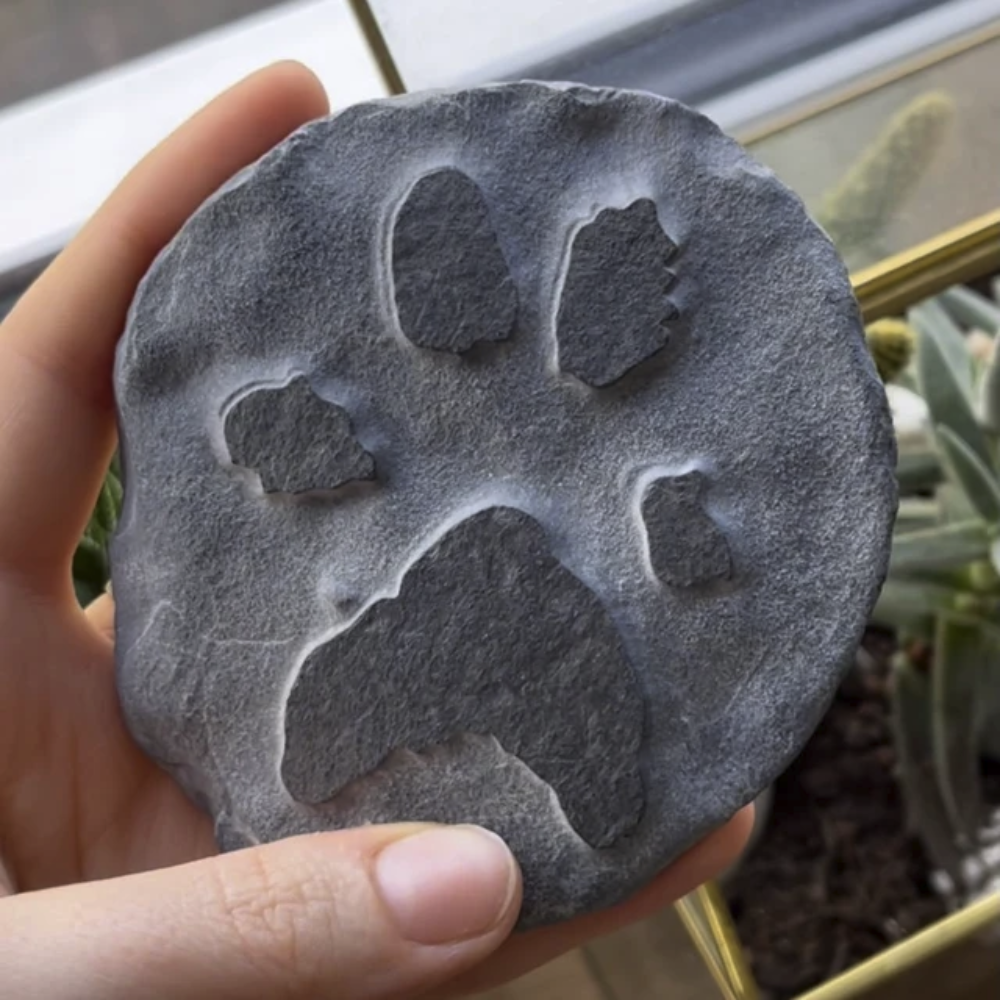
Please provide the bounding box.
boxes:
[816,92,954,259]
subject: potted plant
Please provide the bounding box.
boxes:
[877,283,1000,914]
[709,273,1000,1000]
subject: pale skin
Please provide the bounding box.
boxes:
[0,62,752,999]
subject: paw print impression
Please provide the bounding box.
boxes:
[224,376,375,495]
[276,176,718,854]
[392,167,518,353]
[557,199,679,387]
[642,472,733,589]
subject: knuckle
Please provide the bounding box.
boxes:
[207,849,339,992]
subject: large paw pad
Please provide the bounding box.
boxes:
[281,507,645,848]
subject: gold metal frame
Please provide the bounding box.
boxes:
[798,892,1000,1000]
[685,880,1000,1000]
[346,0,406,95]
[854,209,1000,321]
[677,884,760,1000]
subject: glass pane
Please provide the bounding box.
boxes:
[510,0,947,108]
[364,0,998,269]
[366,0,960,104]
[746,26,1000,270]
[0,1,289,109]
[367,0,704,91]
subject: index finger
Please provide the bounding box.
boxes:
[0,62,329,591]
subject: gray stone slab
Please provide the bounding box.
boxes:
[111,80,897,928]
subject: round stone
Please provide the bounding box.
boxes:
[112,81,896,927]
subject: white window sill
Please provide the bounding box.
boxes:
[0,0,387,276]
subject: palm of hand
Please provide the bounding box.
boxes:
[0,588,214,894]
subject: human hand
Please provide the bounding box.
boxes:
[0,62,752,999]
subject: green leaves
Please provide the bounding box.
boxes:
[886,285,1000,907]
[938,286,1000,335]
[932,614,991,846]
[889,520,991,575]
[913,300,994,473]
[980,345,1000,434]
[872,578,960,630]
[934,424,1000,523]
[891,657,969,882]
[72,459,123,606]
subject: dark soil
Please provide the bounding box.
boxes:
[724,631,948,1000]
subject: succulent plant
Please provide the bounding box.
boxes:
[873,281,1000,908]
[815,91,954,264]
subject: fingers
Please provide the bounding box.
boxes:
[446,808,755,996]
[0,62,329,590]
[0,824,521,1000]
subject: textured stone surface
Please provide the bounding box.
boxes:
[112,81,897,928]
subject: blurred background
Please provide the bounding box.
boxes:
[2,3,999,1000]
[2,0,999,284]
[0,1,284,106]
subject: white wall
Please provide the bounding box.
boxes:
[369,0,700,88]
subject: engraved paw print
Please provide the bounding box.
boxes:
[114,82,896,930]
[221,167,735,852]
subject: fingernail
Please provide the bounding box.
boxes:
[375,826,518,945]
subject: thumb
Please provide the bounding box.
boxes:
[0,824,521,1000]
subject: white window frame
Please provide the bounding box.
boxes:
[0,0,387,277]
[701,0,1000,133]
[365,0,705,90]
